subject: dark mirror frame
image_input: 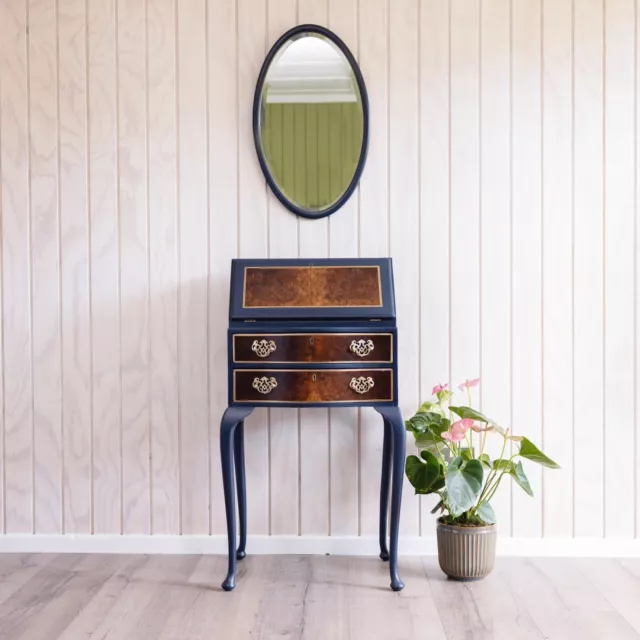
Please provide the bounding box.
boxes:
[252,24,370,220]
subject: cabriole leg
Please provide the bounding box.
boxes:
[234,420,247,560]
[375,406,405,592]
[379,419,392,561]
[220,406,253,592]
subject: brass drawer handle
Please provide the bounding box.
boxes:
[252,376,278,395]
[251,339,276,358]
[350,339,375,358]
[350,376,375,395]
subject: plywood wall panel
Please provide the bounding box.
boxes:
[117,0,150,535]
[87,0,120,535]
[59,0,92,535]
[0,0,637,546]
[573,0,604,539]
[88,0,121,535]
[29,0,62,534]
[542,0,574,537]
[511,0,543,539]
[0,0,34,534]
[148,0,179,535]
[177,0,210,535]
[604,0,636,539]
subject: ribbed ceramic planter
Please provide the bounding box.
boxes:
[436,519,497,581]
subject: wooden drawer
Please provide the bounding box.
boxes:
[233,369,394,404]
[232,333,393,363]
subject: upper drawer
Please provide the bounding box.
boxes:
[229,258,396,321]
[233,333,393,364]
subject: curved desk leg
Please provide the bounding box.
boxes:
[220,406,254,592]
[234,421,247,560]
[375,406,405,592]
[378,419,392,561]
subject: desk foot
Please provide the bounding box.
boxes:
[236,549,246,560]
[390,578,405,592]
[222,575,236,592]
[379,550,389,561]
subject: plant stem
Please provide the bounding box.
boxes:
[473,432,508,512]
[484,452,518,504]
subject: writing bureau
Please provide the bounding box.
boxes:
[220,258,405,592]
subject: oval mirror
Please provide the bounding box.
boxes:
[253,25,369,219]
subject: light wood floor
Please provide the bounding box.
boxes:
[0,553,638,639]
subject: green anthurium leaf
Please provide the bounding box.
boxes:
[405,451,441,493]
[430,499,444,514]
[406,413,431,434]
[492,459,514,471]
[449,406,491,423]
[460,447,475,461]
[418,401,445,416]
[476,501,496,525]
[510,461,534,496]
[479,453,492,469]
[430,476,446,492]
[518,437,561,469]
[445,457,484,517]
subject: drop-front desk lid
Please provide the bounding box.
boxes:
[229,258,396,321]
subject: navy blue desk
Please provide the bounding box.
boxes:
[220,259,405,592]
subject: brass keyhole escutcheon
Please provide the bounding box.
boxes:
[312,374,317,382]
[309,337,315,346]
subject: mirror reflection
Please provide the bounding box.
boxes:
[258,33,365,217]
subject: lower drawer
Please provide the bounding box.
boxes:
[233,369,394,404]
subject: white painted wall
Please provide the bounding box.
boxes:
[0,0,638,550]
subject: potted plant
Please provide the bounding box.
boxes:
[405,378,559,581]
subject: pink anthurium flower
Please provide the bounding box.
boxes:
[442,430,465,442]
[451,419,474,435]
[432,383,449,395]
[458,377,481,391]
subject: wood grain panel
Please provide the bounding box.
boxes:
[237,0,270,536]
[118,0,149,535]
[148,0,179,535]
[88,0,121,534]
[604,0,635,539]
[419,0,450,535]
[573,0,604,538]
[267,0,300,538]
[511,0,543,539]
[177,0,209,535]
[389,0,419,537]
[59,0,92,534]
[328,0,359,537]
[480,0,511,535]
[1,0,34,534]
[357,0,388,537]
[542,0,573,537]
[209,0,239,536]
[234,369,393,404]
[29,0,62,534]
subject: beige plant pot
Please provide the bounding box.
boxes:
[436,519,497,581]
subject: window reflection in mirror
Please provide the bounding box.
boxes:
[258,33,365,216]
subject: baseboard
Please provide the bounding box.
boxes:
[0,534,638,557]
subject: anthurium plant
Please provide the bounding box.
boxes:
[405,379,560,527]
